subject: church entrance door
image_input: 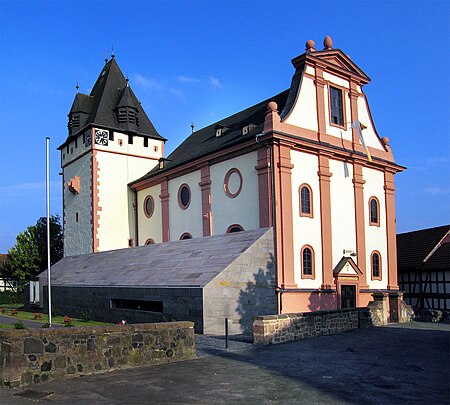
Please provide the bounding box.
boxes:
[341,285,356,308]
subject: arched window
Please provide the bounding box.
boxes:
[226,224,244,233]
[143,195,154,218]
[178,184,191,210]
[144,238,155,245]
[371,251,382,280]
[301,245,315,279]
[369,197,380,226]
[180,232,192,240]
[299,184,313,217]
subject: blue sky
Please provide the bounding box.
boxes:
[0,0,449,253]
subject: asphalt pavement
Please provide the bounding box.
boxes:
[1,321,449,404]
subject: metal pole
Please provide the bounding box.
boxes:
[225,318,228,349]
[46,137,52,327]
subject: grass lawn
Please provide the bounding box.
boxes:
[0,304,112,327]
[0,323,15,329]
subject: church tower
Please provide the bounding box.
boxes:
[59,57,165,256]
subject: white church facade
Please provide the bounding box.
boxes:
[57,36,404,320]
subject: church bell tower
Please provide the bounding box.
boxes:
[59,56,166,256]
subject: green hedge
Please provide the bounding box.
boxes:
[0,291,24,305]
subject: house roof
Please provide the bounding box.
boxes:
[39,228,271,288]
[397,225,450,272]
[130,89,289,185]
[59,58,165,149]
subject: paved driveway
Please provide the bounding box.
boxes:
[1,322,449,404]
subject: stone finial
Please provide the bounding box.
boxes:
[267,101,278,112]
[305,39,316,53]
[381,137,390,146]
[324,35,333,50]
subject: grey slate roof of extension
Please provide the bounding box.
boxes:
[130,90,289,185]
[59,58,165,149]
[40,228,271,288]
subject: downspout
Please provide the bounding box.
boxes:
[130,186,139,247]
[256,133,282,314]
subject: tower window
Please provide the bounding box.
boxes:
[301,245,315,279]
[330,86,344,127]
[128,135,133,144]
[371,251,382,280]
[299,184,313,217]
[144,137,148,147]
[369,197,380,226]
[75,212,79,222]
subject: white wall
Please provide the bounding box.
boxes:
[137,184,162,244]
[210,151,259,235]
[329,159,357,268]
[168,170,203,240]
[284,73,318,132]
[95,129,161,251]
[357,96,385,150]
[363,166,388,289]
[63,153,92,256]
[290,150,323,288]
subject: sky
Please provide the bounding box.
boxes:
[0,0,449,253]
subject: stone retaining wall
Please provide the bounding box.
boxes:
[253,308,372,345]
[0,322,195,387]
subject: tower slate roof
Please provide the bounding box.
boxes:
[59,58,165,150]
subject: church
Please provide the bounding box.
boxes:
[41,36,405,333]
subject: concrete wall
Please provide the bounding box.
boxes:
[40,286,204,333]
[203,228,277,335]
[0,322,195,387]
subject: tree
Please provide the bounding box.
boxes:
[6,215,63,283]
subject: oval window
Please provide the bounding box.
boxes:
[178,184,191,209]
[224,168,243,198]
[143,195,154,218]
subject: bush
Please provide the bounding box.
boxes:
[14,321,26,329]
[63,315,75,327]
[0,291,24,305]
[42,322,50,328]
[80,310,92,322]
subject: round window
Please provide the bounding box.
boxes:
[143,195,154,218]
[224,168,243,198]
[178,184,191,209]
[180,233,192,240]
[145,238,155,245]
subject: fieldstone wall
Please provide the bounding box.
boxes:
[413,308,450,323]
[253,308,372,345]
[0,322,195,388]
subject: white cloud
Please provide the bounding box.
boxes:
[169,88,185,101]
[209,76,222,88]
[133,74,162,91]
[424,186,450,195]
[176,75,201,83]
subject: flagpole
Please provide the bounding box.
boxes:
[46,137,52,327]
